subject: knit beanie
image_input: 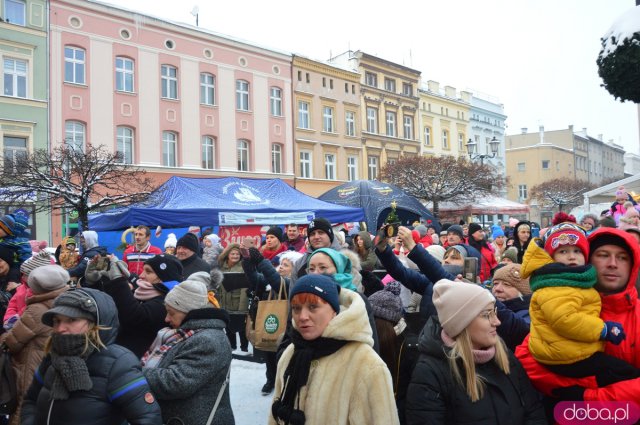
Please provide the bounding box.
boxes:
[426,244,446,263]
[468,223,483,236]
[266,226,284,242]
[307,218,334,243]
[491,226,505,238]
[543,222,589,258]
[20,251,54,277]
[0,246,15,265]
[445,245,468,259]
[368,281,403,324]
[42,289,99,326]
[164,280,210,313]
[589,231,633,260]
[206,233,220,247]
[145,254,184,283]
[447,225,464,240]
[27,265,70,294]
[500,247,518,263]
[432,279,495,338]
[307,247,355,291]
[176,232,200,253]
[492,263,531,296]
[415,225,428,237]
[289,274,341,314]
[164,233,177,249]
[0,212,28,236]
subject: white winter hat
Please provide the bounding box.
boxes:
[164,233,177,249]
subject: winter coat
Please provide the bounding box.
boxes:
[521,240,604,365]
[181,253,211,279]
[203,245,223,267]
[269,289,399,425]
[143,308,234,425]
[21,288,162,425]
[218,260,248,313]
[475,243,498,282]
[0,287,68,425]
[502,293,532,324]
[405,317,546,425]
[67,245,108,278]
[57,236,79,270]
[3,281,30,322]
[123,244,163,276]
[103,276,167,358]
[283,235,305,252]
[355,231,379,271]
[260,242,287,261]
[516,228,640,401]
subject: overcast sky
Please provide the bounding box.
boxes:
[100,0,640,155]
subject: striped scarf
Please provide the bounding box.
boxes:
[141,327,201,368]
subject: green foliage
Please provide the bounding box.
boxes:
[597,33,640,103]
[385,204,400,224]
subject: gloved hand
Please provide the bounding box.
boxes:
[128,273,140,289]
[248,247,264,266]
[600,321,626,345]
[107,259,130,282]
[551,385,585,401]
[374,226,389,252]
[85,256,109,286]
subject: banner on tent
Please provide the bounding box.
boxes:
[219,225,264,248]
[218,211,314,226]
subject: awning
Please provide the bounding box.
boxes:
[431,196,530,216]
[583,173,640,206]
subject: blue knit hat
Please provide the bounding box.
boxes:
[491,225,505,238]
[289,274,341,313]
[0,212,29,237]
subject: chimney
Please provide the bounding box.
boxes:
[427,80,440,93]
[539,125,545,144]
[521,127,528,134]
[460,90,471,103]
[598,134,603,141]
[568,124,574,131]
[582,127,587,135]
[444,85,456,98]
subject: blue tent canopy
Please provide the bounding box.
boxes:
[318,180,438,232]
[89,177,365,231]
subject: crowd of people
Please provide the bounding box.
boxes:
[0,194,638,424]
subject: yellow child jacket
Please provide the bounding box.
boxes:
[522,240,605,365]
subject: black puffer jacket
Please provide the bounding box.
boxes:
[405,317,546,425]
[21,288,162,425]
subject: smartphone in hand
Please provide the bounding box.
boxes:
[463,257,478,283]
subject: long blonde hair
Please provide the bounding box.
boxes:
[45,323,109,355]
[446,329,511,402]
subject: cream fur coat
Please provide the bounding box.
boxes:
[268,289,399,425]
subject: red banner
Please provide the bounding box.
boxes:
[219,225,268,248]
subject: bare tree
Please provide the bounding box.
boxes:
[529,178,595,211]
[0,144,158,230]
[379,155,505,218]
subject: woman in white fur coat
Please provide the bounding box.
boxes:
[269,274,398,425]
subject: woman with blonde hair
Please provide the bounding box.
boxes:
[405,280,545,425]
[21,287,161,425]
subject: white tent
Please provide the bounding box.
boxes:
[583,173,640,206]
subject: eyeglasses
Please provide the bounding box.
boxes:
[479,307,498,321]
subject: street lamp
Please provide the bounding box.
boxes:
[466,136,500,165]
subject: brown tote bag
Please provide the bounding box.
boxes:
[250,280,288,352]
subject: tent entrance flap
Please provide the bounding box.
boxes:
[219,211,315,226]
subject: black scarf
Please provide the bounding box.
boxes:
[271,329,348,425]
[49,334,95,400]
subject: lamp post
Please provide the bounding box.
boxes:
[466,136,500,166]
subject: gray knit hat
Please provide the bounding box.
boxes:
[42,289,98,326]
[500,247,518,263]
[368,282,403,324]
[27,265,70,294]
[20,251,53,277]
[165,280,210,313]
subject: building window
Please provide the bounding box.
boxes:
[237,139,249,171]
[345,82,349,93]
[386,111,396,137]
[368,156,378,180]
[345,111,356,137]
[116,126,133,164]
[403,115,413,140]
[115,57,134,92]
[365,72,377,87]
[297,70,301,81]
[384,78,396,93]
[162,131,177,166]
[161,65,177,99]
[329,79,333,89]
[442,130,449,149]
[270,87,282,117]
[388,158,397,165]
[271,144,282,173]
[3,135,27,172]
[298,100,310,129]
[65,121,85,151]
[517,162,525,172]
[542,160,550,169]
[322,106,334,132]
[299,150,312,178]
[200,73,215,105]
[366,107,378,133]
[202,136,215,169]
[4,0,25,25]
[347,156,358,181]
[424,127,431,145]
[402,82,413,96]
[305,73,310,83]
[236,80,249,111]
[64,46,85,84]
[324,154,336,180]
[3,58,27,98]
[458,133,464,150]
[518,184,527,200]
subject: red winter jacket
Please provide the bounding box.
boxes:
[515,228,640,401]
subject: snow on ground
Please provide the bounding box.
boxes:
[229,355,272,425]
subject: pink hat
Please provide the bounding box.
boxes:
[381,274,395,285]
[509,217,520,227]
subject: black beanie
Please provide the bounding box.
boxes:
[468,223,483,236]
[266,226,284,242]
[0,245,15,266]
[145,254,184,283]
[307,218,334,243]
[176,232,200,253]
